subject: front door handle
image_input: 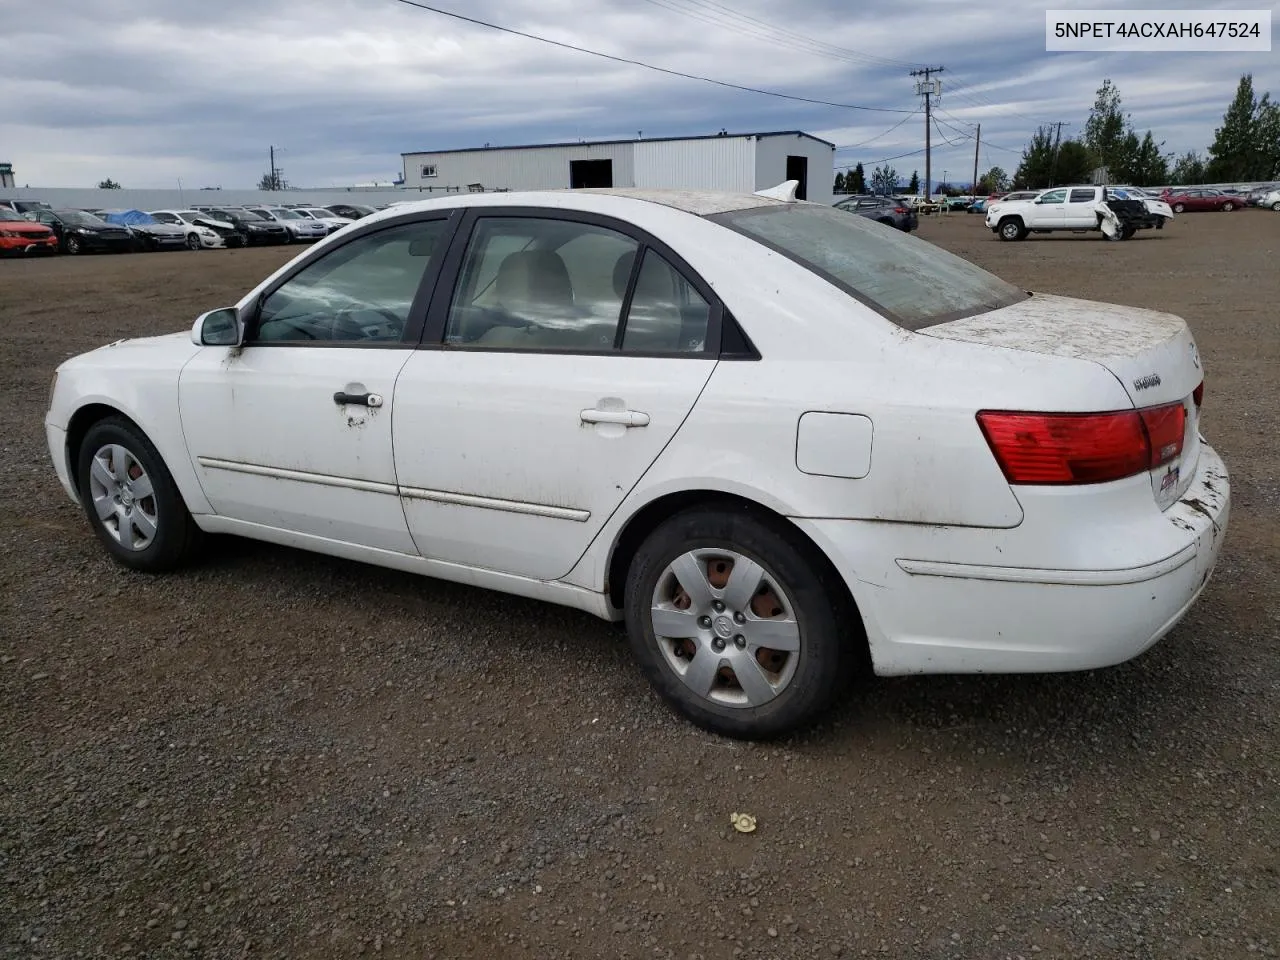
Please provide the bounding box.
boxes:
[334,390,383,408]
[580,408,650,427]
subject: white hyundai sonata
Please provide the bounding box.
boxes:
[44,183,1230,739]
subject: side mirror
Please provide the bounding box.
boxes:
[192,307,242,346]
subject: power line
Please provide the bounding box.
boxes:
[834,107,923,150]
[391,0,914,113]
[835,146,929,170]
[931,116,970,148]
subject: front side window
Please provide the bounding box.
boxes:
[252,219,448,344]
[712,202,1026,331]
[444,217,638,351]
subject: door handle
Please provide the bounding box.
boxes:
[334,391,383,408]
[580,408,650,427]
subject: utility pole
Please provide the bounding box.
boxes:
[1048,122,1068,187]
[972,122,981,194]
[910,66,944,200]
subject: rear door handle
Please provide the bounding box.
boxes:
[580,408,650,427]
[334,391,383,408]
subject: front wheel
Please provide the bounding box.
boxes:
[76,417,204,572]
[623,506,856,739]
[64,234,82,255]
[1173,203,1186,213]
[998,218,1026,241]
[1222,201,1235,211]
[186,233,202,251]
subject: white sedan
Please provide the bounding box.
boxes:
[148,210,228,249]
[44,184,1230,739]
[1260,189,1280,211]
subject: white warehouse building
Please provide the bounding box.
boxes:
[400,130,835,205]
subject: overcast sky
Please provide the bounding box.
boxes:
[1,0,1276,188]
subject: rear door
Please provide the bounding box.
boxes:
[392,209,722,580]
[1064,187,1100,227]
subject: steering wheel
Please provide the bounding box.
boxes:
[330,307,402,339]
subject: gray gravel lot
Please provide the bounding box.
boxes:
[2,211,1278,959]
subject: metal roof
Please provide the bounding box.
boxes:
[401,130,837,157]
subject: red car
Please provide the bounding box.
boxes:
[0,207,59,255]
[1160,188,1241,213]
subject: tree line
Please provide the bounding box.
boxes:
[837,73,1280,194]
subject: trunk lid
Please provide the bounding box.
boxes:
[924,292,1204,509]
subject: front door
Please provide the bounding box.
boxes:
[178,215,454,553]
[1032,187,1069,227]
[393,211,721,580]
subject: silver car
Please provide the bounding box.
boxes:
[245,206,329,243]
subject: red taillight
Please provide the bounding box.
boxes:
[1192,380,1204,409]
[1139,402,1185,468]
[977,401,1186,485]
[894,206,907,214]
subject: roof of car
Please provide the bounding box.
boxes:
[371,188,784,221]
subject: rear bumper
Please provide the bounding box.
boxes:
[795,442,1230,675]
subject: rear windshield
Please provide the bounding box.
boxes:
[710,203,1027,331]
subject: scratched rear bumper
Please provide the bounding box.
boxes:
[794,442,1229,676]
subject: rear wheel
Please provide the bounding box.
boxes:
[76,417,204,572]
[623,506,855,739]
[998,218,1026,241]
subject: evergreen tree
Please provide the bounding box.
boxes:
[908,170,920,194]
[1207,74,1276,181]
[848,162,867,193]
[1084,78,1135,176]
[833,171,847,193]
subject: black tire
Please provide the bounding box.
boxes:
[997,217,1026,241]
[64,234,82,255]
[1272,202,1280,212]
[1173,202,1186,213]
[75,416,204,572]
[1222,201,1234,212]
[623,504,858,739]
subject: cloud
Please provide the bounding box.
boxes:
[0,0,1276,187]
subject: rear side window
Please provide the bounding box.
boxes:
[1069,189,1096,202]
[711,203,1026,331]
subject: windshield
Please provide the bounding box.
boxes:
[711,202,1027,331]
[58,210,108,227]
[0,208,27,222]
[270,208,302,219]
[302,209,332,218]
[224,209,262,221]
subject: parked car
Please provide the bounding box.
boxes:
[99,210,190,252]
[1256,188,1280,211]
[148,210,230,250]
[33,209,136,254]
[0,206,59,256]
[323,202,378,220]
[0,198,52,219]
[1159,188,1240,212]
[43,184,1228,740]
[244,206,329,242]
[193,207,290,246]
[832,194,917,231]
[291,206,355,234]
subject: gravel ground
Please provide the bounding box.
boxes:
[2,211,1278,960]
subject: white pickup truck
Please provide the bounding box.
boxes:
[985,185,1173,242]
